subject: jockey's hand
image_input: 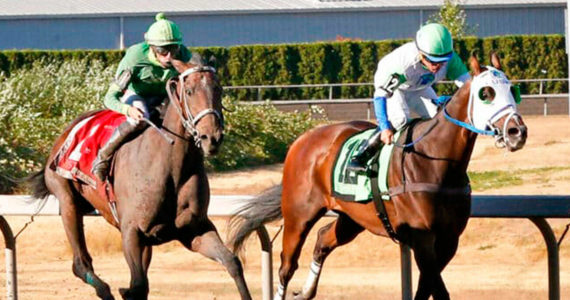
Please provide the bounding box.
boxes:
[127,106,144,121]
[380,128,394,145]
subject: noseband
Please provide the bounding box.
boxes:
[166,65,223,147]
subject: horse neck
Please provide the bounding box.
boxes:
[430,81,478,171]
[146,99,202,183]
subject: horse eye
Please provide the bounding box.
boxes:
[478,87,495,103]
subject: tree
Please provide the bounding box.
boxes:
[428,0,477,38]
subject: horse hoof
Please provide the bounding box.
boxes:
[119,288,131,300]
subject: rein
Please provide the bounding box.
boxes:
[443,106,497,136]
[392,119,438,148]
[165,65,222,147]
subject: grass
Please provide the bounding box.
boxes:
[468,166,570,191]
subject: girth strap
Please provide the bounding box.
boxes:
[389,182,471,197]
[370,180,471,244]
[370,171,399,242]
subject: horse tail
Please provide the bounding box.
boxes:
[26,169,51,200]
[228,185,283,256]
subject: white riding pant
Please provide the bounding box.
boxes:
[120,90,162,126]
[386,87,438,130]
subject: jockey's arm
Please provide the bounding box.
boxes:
[446,53,471,88]
[373,58,405,144]
[453,72,471,88]
[103,69,133,115]
[373,96,391,131]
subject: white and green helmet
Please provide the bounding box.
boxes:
[415,23,453,63]
[144,13,183,46]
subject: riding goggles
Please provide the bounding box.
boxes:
[153,44,180,56]
[421,52,452,64]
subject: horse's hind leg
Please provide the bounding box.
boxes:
[276,200,326,300]
[45,173,113,299]
[294,213,364,300]
[182,219,252,300]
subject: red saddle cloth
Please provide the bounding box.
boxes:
[53,110,126,188]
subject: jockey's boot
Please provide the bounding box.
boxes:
[346,128,383,173]
[91,121,139,181]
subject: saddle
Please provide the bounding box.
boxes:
[331,128,400,202]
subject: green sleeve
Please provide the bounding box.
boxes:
[446,52,469,80]
[102,48,139,115]
[103,83,130,115]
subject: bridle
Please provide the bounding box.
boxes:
[443,67,523,148]
[166,65,223,147]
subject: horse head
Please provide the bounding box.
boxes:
[170,54,224,156]
[466,52,527,151]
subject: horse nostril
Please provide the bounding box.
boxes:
[507,127,520,137]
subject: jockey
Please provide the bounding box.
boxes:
[347,23,471,173]
[91,13,192,181]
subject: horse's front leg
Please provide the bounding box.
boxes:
[411,229,451,300]
[181,219,252,300]
[119,226,150,300]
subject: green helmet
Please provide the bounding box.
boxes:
[144,13,182,46]
[415,23,453,63]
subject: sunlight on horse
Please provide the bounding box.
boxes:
[26,56,251,300]
[229,52,527,300]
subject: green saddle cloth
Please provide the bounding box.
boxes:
[332,128,400,202]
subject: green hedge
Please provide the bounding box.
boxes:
[1,35,567,98]
[0,59,322,193]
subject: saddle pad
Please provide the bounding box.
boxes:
[331,128,399,202]
[53,110,126,188]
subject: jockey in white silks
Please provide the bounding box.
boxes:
[347,23,472,172]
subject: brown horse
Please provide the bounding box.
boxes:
[26,56,252,300]
[229,53,527,300]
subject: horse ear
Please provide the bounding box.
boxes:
[469,50,482,76]
[171,59,188,74]
[490,51,502,70]
[209,55,218,68]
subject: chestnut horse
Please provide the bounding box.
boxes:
[229,53,527,300]
[27,56,252,300]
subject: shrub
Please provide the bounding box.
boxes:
[207,97,324,170]
[0,60,326,192]
[0,59,115,193]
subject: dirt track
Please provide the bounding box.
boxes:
[1,115,569,299]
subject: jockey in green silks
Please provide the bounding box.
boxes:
[91,13,192,181]
[347,23,471,173]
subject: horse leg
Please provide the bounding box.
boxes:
[430,233,460,300]
[118,226,149,300]
[294,213,364,300]
[45,174,114,299]
[276,204,325,300]
[409,230,440,300]
[142,245,153,275]
[182,219,252,300]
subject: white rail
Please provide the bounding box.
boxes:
[1,195,568,300]
[0,194,273,300]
